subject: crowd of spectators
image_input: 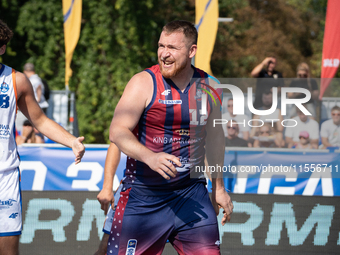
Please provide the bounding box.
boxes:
[224,103,340,149]
[223,58,340,150]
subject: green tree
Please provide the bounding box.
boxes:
[3,0,332,142]
[212,0,327,79]
[13,0,195,143]
[0,0,28,68]
[16,0,65,86]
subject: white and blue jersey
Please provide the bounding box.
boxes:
[0,63,22,236]
[0,64,19,172]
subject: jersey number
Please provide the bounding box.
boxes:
[189,109,208,125]
[0,95,10,108]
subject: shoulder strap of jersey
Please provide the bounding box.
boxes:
[11,68,18,114]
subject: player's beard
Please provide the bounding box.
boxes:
[159,57,188,79]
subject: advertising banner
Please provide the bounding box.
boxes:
[320,0,340,99]
[18,145,340,196]
[19,192,340,255]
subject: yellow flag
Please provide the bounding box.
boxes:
[62,0,82,87]
[195,0,218,75]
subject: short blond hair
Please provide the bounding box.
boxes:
[297,62,310,77]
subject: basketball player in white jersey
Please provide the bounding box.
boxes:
[0,20,85,255]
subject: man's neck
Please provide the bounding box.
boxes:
[229,112,235,118]
[267,69,274,76]
[227,135,237,140]
[170,65,195,92]
[24,71,35,78]
[300,117,308,123]
[333,121,340,126]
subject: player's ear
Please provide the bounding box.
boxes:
[0,45,6,55]
[189,44,197,59]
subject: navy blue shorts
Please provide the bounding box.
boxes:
[107,182,220,255]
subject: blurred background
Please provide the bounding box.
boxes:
[0,0,334,143]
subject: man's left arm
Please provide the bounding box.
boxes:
[205,83,233,225]
[16,71,85,163]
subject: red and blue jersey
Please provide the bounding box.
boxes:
[124,64,221,190]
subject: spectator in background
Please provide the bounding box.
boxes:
[285,106,319,148]
[294,131,316,149]
[23,63,49,112]
[253,123,277,148]
[250,90,284,147]
[320,105,340,148]
[16,120,44,145]
[222,98,250,141]
[288,62,319,118]
[251,56,284,109]
[225,120,249,147]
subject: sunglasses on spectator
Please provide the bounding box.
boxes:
[299,136,308,139]
[298,73,308,78]
[332,113,340,116]
[260,131,270,134]
[227,105,233,107]
[227,126,236,130]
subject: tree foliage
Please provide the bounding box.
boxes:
[213,0,327,78]
[0,0,331,143]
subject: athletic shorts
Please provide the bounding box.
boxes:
[107,182,220,255]
[103,184,123,234]
[0,168,22,236]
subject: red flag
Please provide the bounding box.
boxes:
[319,0,340,99]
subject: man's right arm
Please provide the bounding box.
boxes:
[97,142,121,214]
[251,57,273,77]
[109,72,181,180]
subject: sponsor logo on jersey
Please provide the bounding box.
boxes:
[0,82,9,93]
[126,239,137,255]
[158,99,182,105]
[0,124,11,138]
[9,212,19,219]
[0,94,10,109]
[161,89,171,96]
[176,129,190,136]
[215,240,221,246]
[195,88,203,100]
[0,199,16,210]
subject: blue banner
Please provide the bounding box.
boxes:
[18,145,340,196]
[18,145,125,191]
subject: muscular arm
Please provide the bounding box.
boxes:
[109,72,181,180]
[205,85,233,225]
[97,143,121,214]
[16,71,85,163]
